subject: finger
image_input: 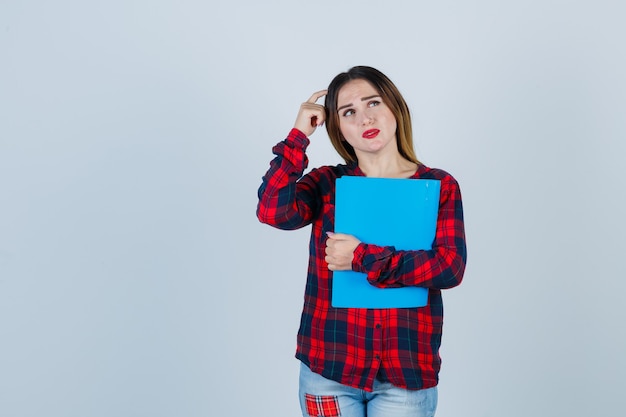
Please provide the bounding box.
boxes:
[311,115,326,128]
[301,103,326,127]
[306,89,328,104]
[294,102,326,135]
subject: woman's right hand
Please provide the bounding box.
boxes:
[294,90,328,137]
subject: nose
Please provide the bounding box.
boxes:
[360,109,374,125]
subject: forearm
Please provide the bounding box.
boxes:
[352,243,466,289]
[256,129,315,229]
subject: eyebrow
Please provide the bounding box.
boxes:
[337,95,381,112]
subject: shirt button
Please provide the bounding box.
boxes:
[375,324,382,329]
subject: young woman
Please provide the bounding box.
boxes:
[257,66,467,417]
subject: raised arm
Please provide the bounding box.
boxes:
[256,90,328,230]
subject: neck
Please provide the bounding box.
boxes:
[357,153,417,178]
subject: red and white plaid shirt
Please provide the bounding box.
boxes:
[257,129,467,391]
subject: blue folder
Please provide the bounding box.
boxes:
[332,176,440,308]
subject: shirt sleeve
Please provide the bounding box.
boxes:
[256,128,320,230]
[351,173,467,289]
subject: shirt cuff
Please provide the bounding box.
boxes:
[351,243,369,272]
[287,128,311,149]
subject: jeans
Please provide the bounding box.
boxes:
[298,362,438,417]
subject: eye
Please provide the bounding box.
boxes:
[368,100,381,108]
[342,109,355,117]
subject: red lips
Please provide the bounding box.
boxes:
[362,129,380,139]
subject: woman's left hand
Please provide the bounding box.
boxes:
[325,232,361,271]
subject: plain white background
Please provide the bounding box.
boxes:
[1,1,625,416]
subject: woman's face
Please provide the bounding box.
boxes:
[336,79,398,160]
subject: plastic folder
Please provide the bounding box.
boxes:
[332,176,441,308]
